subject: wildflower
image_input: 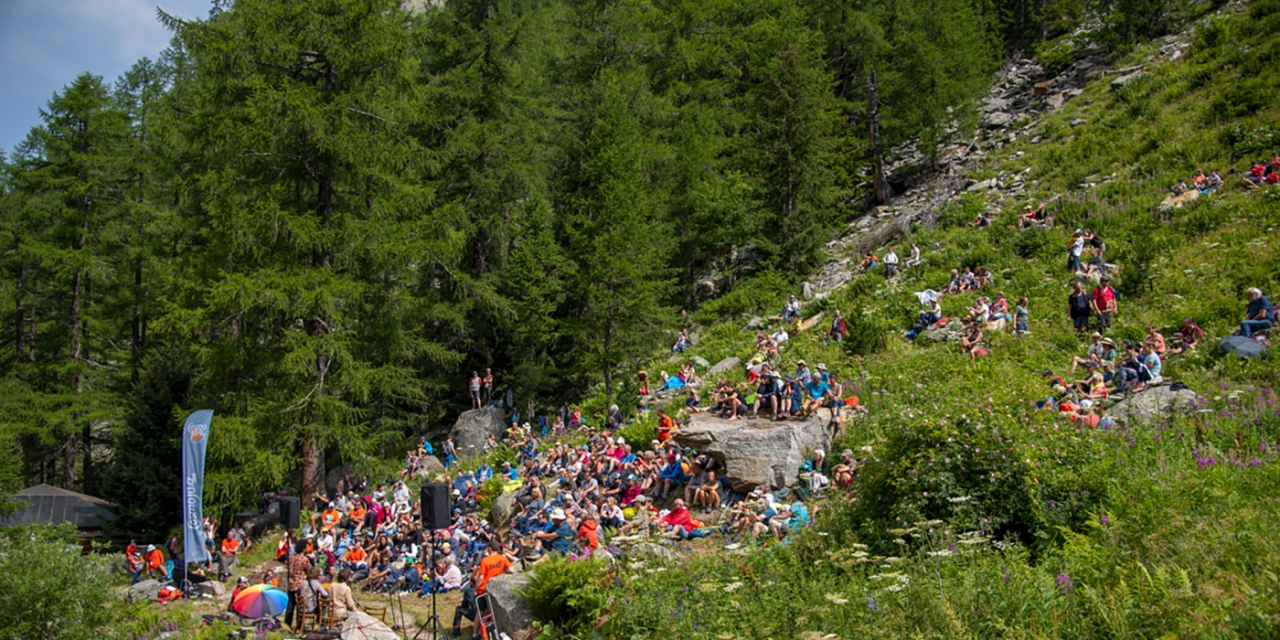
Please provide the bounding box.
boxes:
[867,594,878,612]
[824,592,849,604]
[1100,515,1109,525]
[723,581,744,593]
[1057,573,1075,593]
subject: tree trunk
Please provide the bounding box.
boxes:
[13,249,23,366]
[301,433,323,509]
[868,68,889,205]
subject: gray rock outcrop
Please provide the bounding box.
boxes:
[1220,335,1268,359]
[1110,386,1206,424]
[414,454,446,479]
[448,407,508,460]
[487,572,535,638]
[491,490,518,527]
[673,413,832,492]
[629,542,680,561]
[128,579,161,603]
[342,610,400,640]
[708,356,742,376]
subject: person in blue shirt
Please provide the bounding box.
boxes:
[1239,287,1274,338]
[802,373,831,417]
[500,462,519,482]
[532,509,574,556]
[475,462,493,482]
[1136,341,1163,390]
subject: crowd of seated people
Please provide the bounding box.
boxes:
[1242,153,1280,188]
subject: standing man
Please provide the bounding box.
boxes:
[285,538,312,630]
[442,437,457,469]
[883,246,899,278]
[219,529,240,580]
[468,372,482,409]
[145,544,166,580]
[1091,276,1117,333]
[1067,231,1085,272]
[482,368,494,406]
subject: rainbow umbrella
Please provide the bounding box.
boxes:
[232,584,289,618]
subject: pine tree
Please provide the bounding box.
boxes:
[174,0,466,509]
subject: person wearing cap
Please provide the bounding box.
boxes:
[751,369,781,418]
[145,544,166,579]
[1091,275,1117,332]
[1070,332,1108,373]
[783,295,801,323]
[794,360,811,385]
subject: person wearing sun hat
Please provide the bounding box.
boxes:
[532,508,575,557]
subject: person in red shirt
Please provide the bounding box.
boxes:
[125,540,144,584]
[1091,276,1117,332]
[577,518,600,551]
[661,499,697,540]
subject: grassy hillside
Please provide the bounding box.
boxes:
[560,2,1280,638]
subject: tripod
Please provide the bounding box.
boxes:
[404,541,443,640]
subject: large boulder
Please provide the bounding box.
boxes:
[708,357,742,376]
[326,464,357,493]
[487,572,535,638]
[414,455,446,479]
[673,414,832,492]
[341,610,400,640]
[1110,385,1206,424]
[491,489,518,527]
[449,407,508,460]
[128,579,161,603]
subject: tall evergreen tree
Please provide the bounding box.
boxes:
[174,0,467,509]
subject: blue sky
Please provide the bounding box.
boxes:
[0,0,211,155]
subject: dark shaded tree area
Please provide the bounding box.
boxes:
[0,0,1107,539]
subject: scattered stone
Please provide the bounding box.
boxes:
[1158,189,1199,211]
[692,356,711,368]
[1111,71,1144,88]
[802,281,814,300]
[982,112,1014,129]
[1110,386,1206,425]
[1047,94,1065,110]
[745,316,765,330]
[128,579,161,603]
[1071,118,1087,126]
[673,413,832,492]
[967,178,999,192]
[708,357,742,376]
[630,542,680,561]
[799,312,826,332]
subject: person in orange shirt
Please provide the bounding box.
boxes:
[219,530,240,580]
[656,408,676,442]
[346,543,368,568]
[452,546,514,637]
[321,503,341,531]
[145,544,166,579]
[349,503,367,534]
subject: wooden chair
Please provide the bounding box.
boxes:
[363,603,388,624]
[319,597,344,631]
[299,610,321,633]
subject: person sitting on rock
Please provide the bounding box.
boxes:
[906,243,923,267]
[963,297,990,325]
[1070,332,1108,373]
[944,269,963,294]
[1145,324,1167,355]
[960,322,987,359]
[783,296,801,324]
[801,372,832,417]
[832,449,858,489]
[1171,178,1189,195]
[971,212,991,228]
[858,251,879,273]
[1237,287,1274,338]
[960,267,978,292]
[974,266,992,288]
[1192,170,1209,193]
[1134,341,1163,390]
[989,292,1010,322]
[1167,317,1203,354]
[906,298,942,340]
[751,370,781,418]
[672,330,689,353]
[1244,161,1268,188]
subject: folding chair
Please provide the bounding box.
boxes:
[475,592,499,640]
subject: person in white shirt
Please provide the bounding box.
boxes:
[772,327,789,345]
[905,243,923,267]
[883,246,900,278]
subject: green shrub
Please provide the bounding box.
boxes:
[840,309,889,357]
[477,475,505,512]
[616,415,657,450]
[0,525,117,639]
[520,556,608,630]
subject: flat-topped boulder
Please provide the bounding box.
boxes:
[674,413,832,492]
